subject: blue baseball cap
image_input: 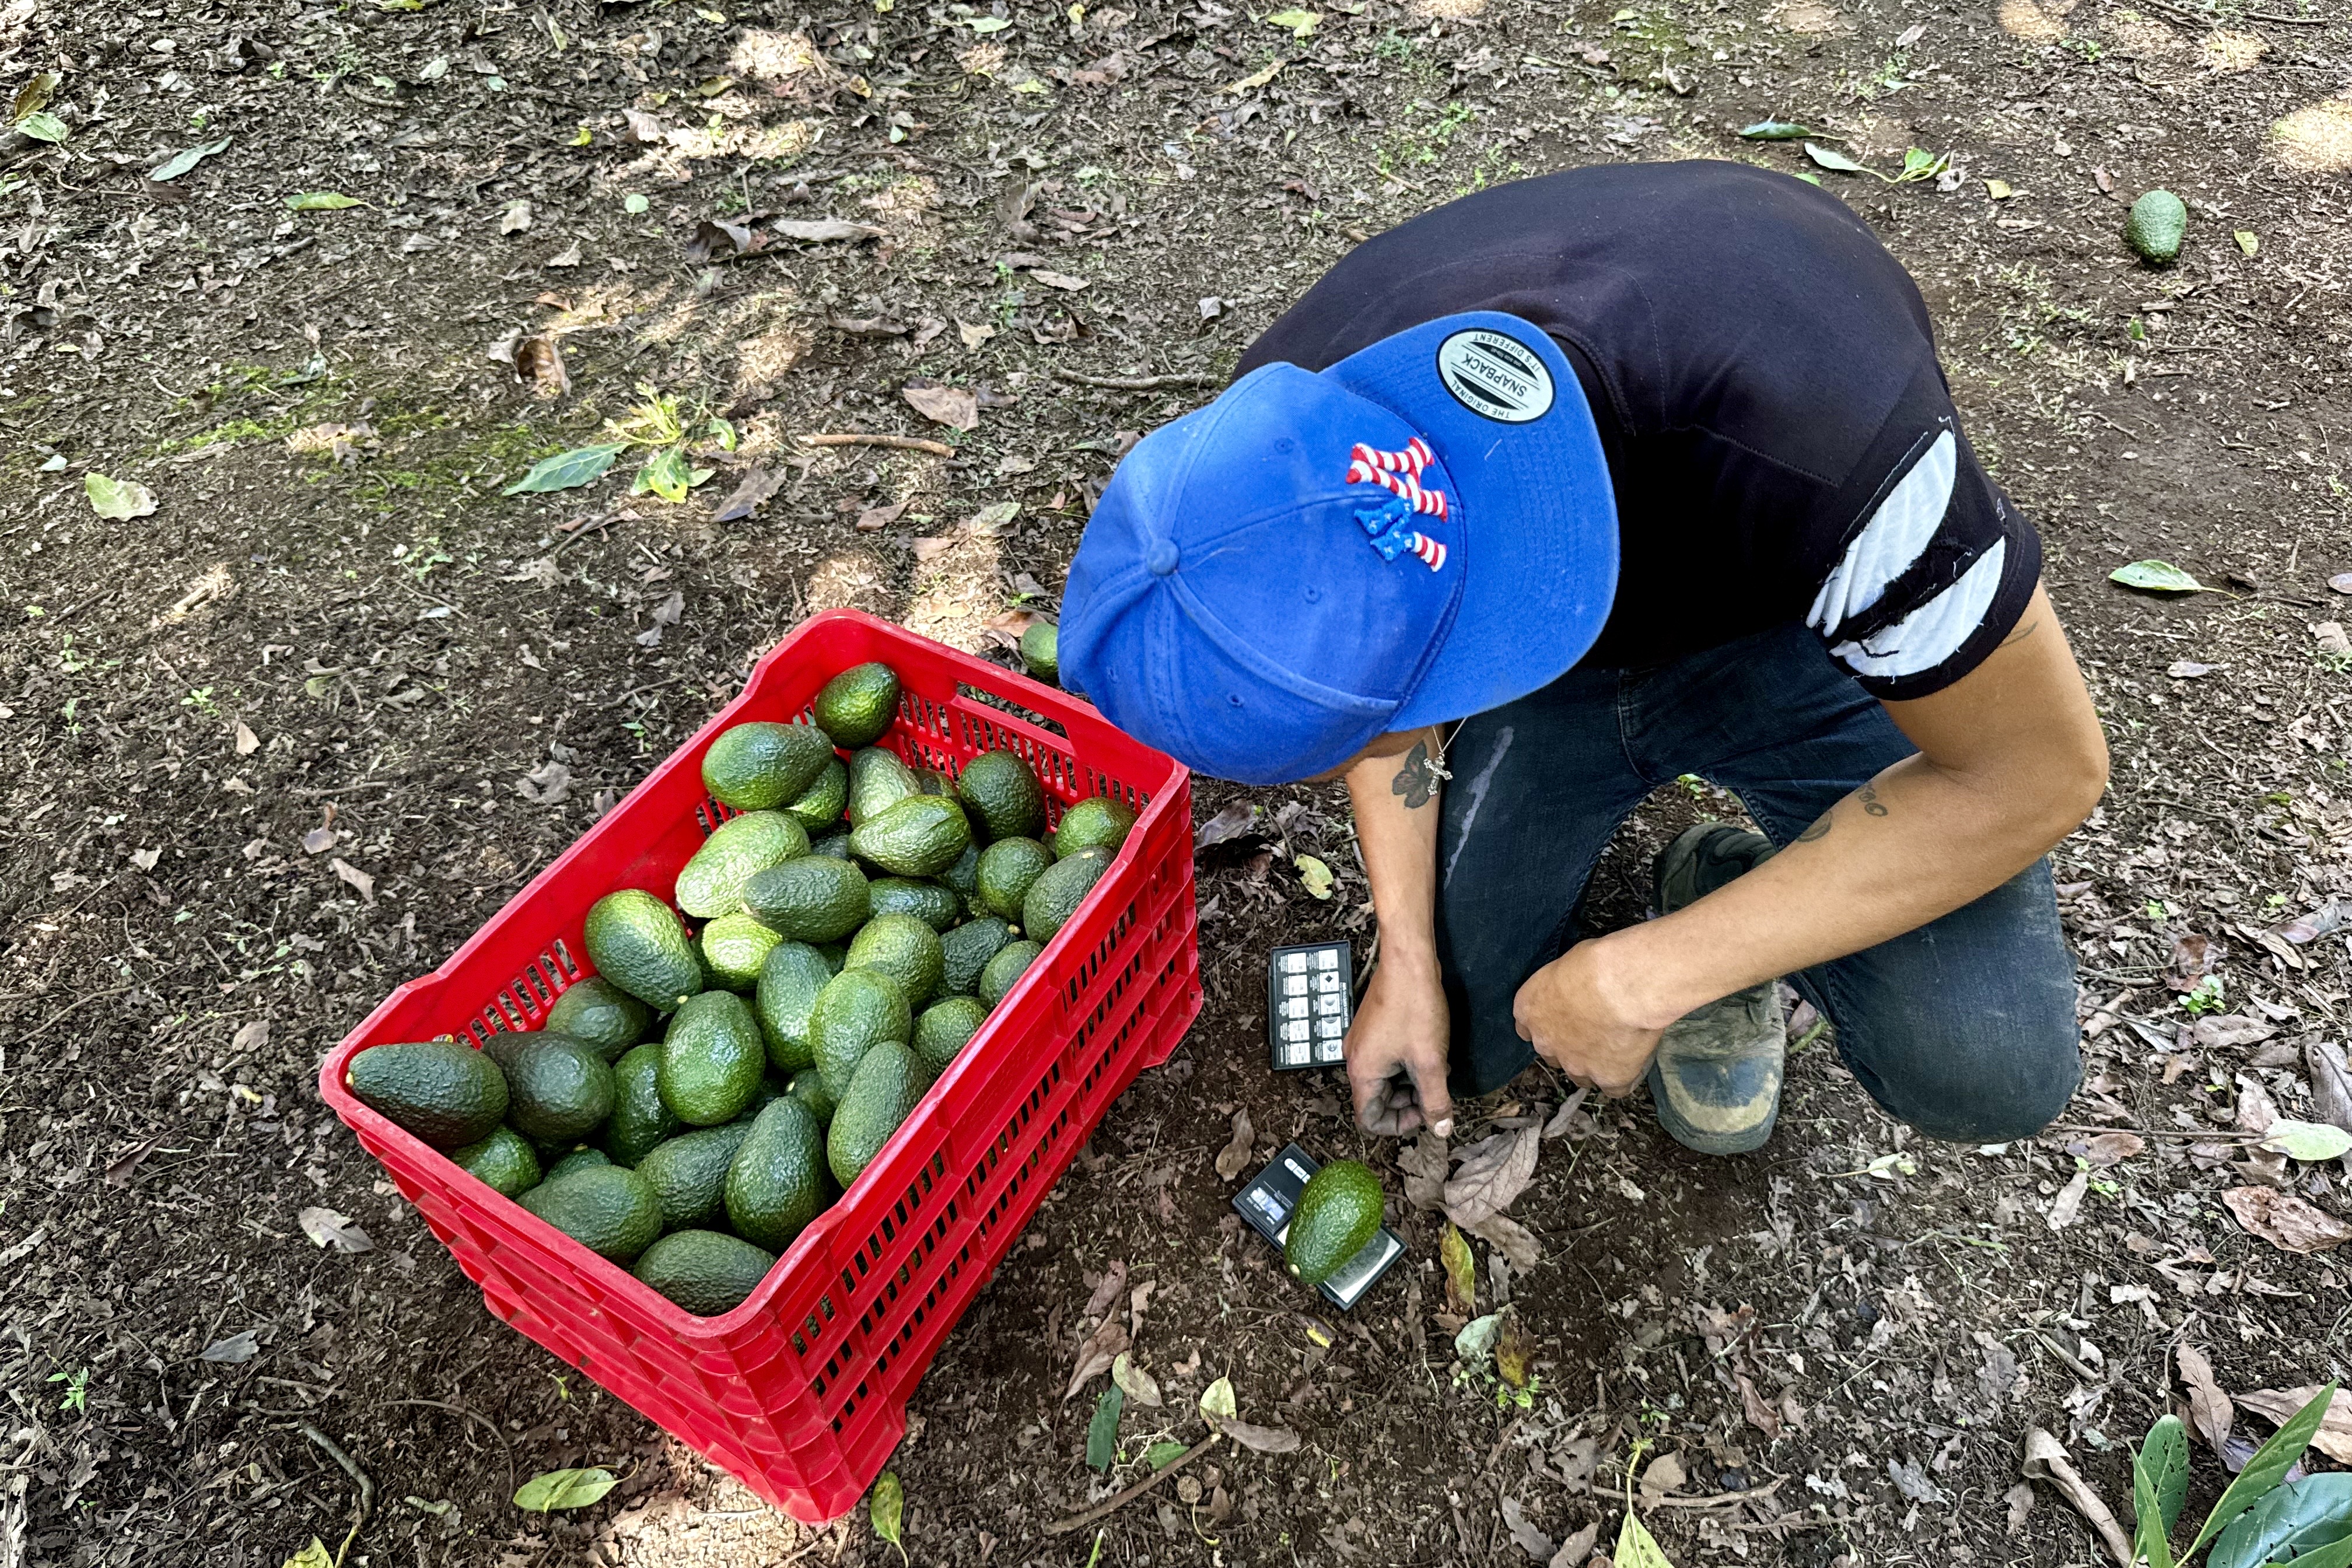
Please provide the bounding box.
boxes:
[1059,310,1618,785]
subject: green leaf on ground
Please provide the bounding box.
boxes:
[1804,141,1869,174]
[1266,8,1321,34]
[286,191,366,211]
[631,445,712,502]
[1144,1440,1189,1470]
[1615,1507,1678,1567]
[2259,1121,2352,1162]
[1738,120,1812,139]
[2207,1473,2352,1568]
[2110,559,2210,594]
[2140,1414,2191,1537]
[2132,1432,2179,1568]
[150,137,232,181]
[1199,1376,1237,1422]
[624,192,650,214]
[16,111,66,144]
[1296,854,1333,900]
[1085,1384,1125,1472]
[512,1467,617,1512]
[281,1541,334,1568]
[85,474,158,520]
[2193,1381,2342,1553]
[870,1471,908,1563]
[967,14,1013,30]
[503,443,625,495]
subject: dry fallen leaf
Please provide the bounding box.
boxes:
[773,216,886,243]
[1499,1496,1551,1561]
[2223,1184,2352,1254]
[234,720,260,755]
[517,759,573,806]
[2238,1385,2352,1463]
[1064,1315,1128,1400]
[301,824,337,855]
[710,467,785,523]
[1469,1213,1541,1271]
[2047,1168,2090,1230]
[328,858,376,904]
[1443,1126,1541,1228]
[1083,1259,1129,1322]
[2020,1428,2130,1566]
[2081,1132,2144,1166]
[1638,1450,1686,1503]
[2308,1041,2352,1138]
[1738,1371,1783,1440]
[1216,1419,1300,1454]
[1110,1351,1163,1408]
[856,499,911,533]
[296,1207,374,1254]
[200,1329,260,1363]
[1196,801,1259,849]
[513,335,570,399]
[1214,1110,1255,1182]
[1440,1222,1476,1315]
[1398,1132,1450,1211]
[902,381,979,432]
[1549,1521,1600,1567]
[2176,1343,2234,1457]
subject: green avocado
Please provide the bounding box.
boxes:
[502,1035,617,1144]
[674,810,810,919]
[657,991,767,1126]
[754,940,835,1073]
[347,1041,509,1149]
[847,746,920,827]
[1053,796,1136,860]
[701,721,836,812]
[828,1041,924,1188]
[543,978,653,1062]
[849,794,972,878]
[956,749,1048,842]
[938,915,1013,997]
[912,996,988,1074]
[2126,188,2188,264]
[634,1123,755,1231]
[1020,621,1059,687]
[974,836,1054,922]
[518,1164,663,1262]
[783,757,850,834]
[844,912,946,1010]
[583,889,705,1011]
[701,910,785,993]
[1021,846,1110,946]
[808,830,855,861]
[867,877,963,931]
[546,1146,612,1181]
[938,840,981,904]
[603,1042,683,1166]
[786,1067,836,1124]
[632,1228,778,1315]
[723,1096,829,1251]
[1283,1158,1385,1286]
[813,662,904,748]
[978,939,1042,1007]
[743,855,870,943]
[810,967,912,1101]
[449,1125,542,1198]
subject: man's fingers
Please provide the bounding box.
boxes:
[1405,1056,1454,1139]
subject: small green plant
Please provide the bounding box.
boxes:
[48,1368,88,1413]
[2180,975,2226,1017]
[2130,1384,2347,1564]
[181,686,222,720]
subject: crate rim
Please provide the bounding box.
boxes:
[316,608,1192,1342]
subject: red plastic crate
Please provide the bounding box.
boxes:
[318,609,1200,1523]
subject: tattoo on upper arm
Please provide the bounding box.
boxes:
[1857,782,1889,817]
[1391,741,1438,808]
[1796,813,1833,843]
[1999,617,2042,649]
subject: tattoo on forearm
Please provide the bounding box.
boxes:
[1796,813,1832,843]
[2000,617,2042,649]
[1390,739,1446,809]
[1857,782,1889,818]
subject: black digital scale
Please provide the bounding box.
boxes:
[1265,940,1353,1071]
[1231,1142,1406,1311]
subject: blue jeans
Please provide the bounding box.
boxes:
[1433,622,2082,1143]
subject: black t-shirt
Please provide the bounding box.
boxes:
[1236,160,2040,701]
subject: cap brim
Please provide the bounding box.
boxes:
[1325,311,1618,730]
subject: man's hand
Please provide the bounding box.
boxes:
[1345,958,1455,1137]
[1511,938,1664,1097]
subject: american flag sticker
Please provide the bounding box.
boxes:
[1345,438,1448,572]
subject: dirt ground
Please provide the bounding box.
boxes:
[4,0,2351,1558]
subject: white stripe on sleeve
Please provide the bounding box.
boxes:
[1829,537,2007,681]
[1805,430,1957,637]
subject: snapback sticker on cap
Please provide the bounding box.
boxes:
[1435,327,1555,424]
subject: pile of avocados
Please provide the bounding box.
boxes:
[344,659,1136,1317]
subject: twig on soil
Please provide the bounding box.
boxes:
[20,984,141,1045]
[2045,1121,2263,1141]
[548,512,620,558]
[1053,370,1222,391]
[1654,1475,1788,1510]
[296,1423,374,1568]
[799,432,954,456]
[1042,1433,1221,1535]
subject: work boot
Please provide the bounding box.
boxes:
[1644,825,1786,1156]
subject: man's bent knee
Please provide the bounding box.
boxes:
[1858,1018,2082,1144]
